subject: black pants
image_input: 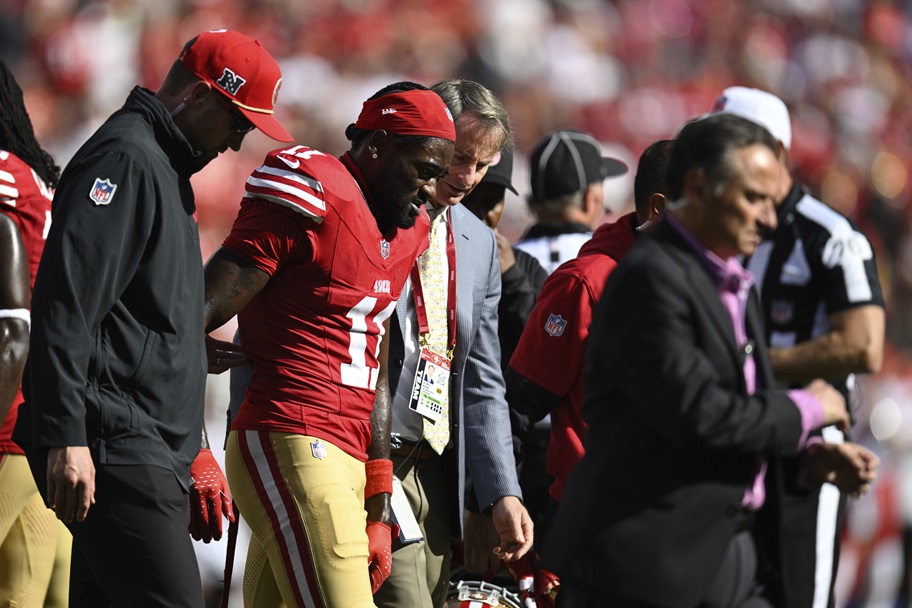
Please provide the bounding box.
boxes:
[28,452,204,607]
[557,531,773,608]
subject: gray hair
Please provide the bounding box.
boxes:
[430,79,512,151]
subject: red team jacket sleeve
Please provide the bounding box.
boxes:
[510,271,597,398]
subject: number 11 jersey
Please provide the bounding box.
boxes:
[223,147,430,461]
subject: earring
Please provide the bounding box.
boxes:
[372,153,378,159]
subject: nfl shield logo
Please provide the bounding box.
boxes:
[545,313,567,337]
[89,178,117,205]
[310,440,327,460]
[771,299,793,325]
[380,239,390,259]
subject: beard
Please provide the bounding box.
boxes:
[372,173,421,233]
[373,195,419,233]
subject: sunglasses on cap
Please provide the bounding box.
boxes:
[214,92,256,134]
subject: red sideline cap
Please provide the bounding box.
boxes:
[354,90,456,142]
[180,29,293,142]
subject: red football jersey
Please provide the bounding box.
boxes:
[0,151,53,453]
[509,213,637,501]
[226,147,430,461]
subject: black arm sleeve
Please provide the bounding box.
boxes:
[497,248,548,366]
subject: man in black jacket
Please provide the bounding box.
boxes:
[14,30,292,607]
[544,114,871,608]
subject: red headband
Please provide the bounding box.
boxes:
[354,90,456,142]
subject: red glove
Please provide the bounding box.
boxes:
[506,550,560,608]
[189,448,235,543]
[536,566,560,607]
[367,520,399,593]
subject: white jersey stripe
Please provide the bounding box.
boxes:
[812,425,844,608]
[0,167,19,201]
[245,176,326,214]
[255,164,324,193]
[245,431,317,608]
[243,191,324,223]
[796,196,873,303]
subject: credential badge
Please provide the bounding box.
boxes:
[89,178,117,205]
[545,313,567,337]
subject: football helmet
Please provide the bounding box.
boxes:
[443,579,524,607]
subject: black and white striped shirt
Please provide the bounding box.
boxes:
[746,183,884,398]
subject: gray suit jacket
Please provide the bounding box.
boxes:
[388,204,522,537]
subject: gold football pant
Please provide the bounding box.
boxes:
[226,431,375,608]
[0,453,71,608]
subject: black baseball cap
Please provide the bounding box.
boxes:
[481,146,518,195]
[529,130,627,200]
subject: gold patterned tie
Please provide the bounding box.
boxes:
[419,213,450,454]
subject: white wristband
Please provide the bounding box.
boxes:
[0,308,30,330]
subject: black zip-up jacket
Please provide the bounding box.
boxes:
[14,86,207,489]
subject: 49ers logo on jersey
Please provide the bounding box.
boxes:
[372,279,391,294]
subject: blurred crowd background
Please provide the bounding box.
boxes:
[4,0,912,606]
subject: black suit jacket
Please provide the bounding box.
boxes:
[542,221,804,607]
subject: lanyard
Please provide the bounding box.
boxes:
[410,215,457,359]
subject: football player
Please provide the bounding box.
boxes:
[202,82,456,607]
[0,58,71,608]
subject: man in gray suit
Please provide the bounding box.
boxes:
[374,79,533,608]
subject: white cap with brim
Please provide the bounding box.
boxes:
[711,86,792,151]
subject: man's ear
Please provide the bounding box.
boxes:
[484,200,505,229]
[583,181,605,218]
[190,81,215,107]
[366,130,391,160]
[648,193,667,223]
[777,140,789,165]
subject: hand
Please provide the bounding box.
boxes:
[366,520,399,593]
[806,441,879,498]
[464,510,505,574]
[494,229,515,274]
[490,496,534,562]
[188,448,235,542]
[206,334,248,374]
[805,379,849,431]
[46,446,95,523]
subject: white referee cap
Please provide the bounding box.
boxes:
[710,86,792,151]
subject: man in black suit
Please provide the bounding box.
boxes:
[542,114,875,608]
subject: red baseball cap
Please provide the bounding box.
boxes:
[180,29,293,142]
